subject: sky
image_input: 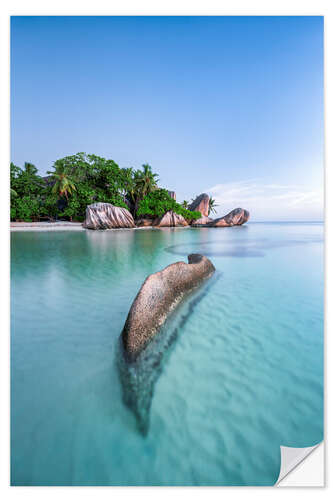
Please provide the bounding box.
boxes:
[10,16,324,221]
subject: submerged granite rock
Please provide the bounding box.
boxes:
[83,202,135,229]
[188,193,210,217]
[118,270,218,435]
[121,254,215,361]
[192,215,213,226]
[209,208,250,227]
[152,210,188,227]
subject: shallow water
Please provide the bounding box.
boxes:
[11,223,324,485]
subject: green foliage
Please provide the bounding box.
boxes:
[11,196,42,221]
[208,196,218,215]
[10,162,45,197]
[124,163,159,216]
[10,162,46,220]
[137,189,201,222]
[40,191,58,220]
[48,162,76,201]
[10,153,200,224]
[10,153,159,221]
[134,164,159,198]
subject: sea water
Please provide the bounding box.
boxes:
[10,222,324,485]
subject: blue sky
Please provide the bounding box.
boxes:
[11,16,323,220]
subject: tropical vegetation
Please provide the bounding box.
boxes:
[208,196,218,215]
[10,152,201,223]
[137,189,201,222]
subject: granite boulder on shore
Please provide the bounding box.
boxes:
[152,210,188,227]
[121,254,215,361]
[208,208,250,227]
[192,215,213,226]
[188,193,210,217]
[135,218,154,227]
[83,202,135,229]
[135,211,188,227]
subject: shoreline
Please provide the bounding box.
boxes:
[10,220,322,232]
[10,222,194,232]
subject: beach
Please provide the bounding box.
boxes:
[10,222,85,232]
[10,222,195,232]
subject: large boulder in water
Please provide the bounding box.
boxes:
[152,210,188,227]
[192,215,213,226]
[209,208,249,227]
[121,254,215,361]
[83,202,135,229]
[188,193,210,217]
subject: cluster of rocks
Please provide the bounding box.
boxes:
[83,193,249,230]
[188,193,249,227]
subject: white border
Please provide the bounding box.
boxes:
[0,0,332,15]
[1,1,331,497]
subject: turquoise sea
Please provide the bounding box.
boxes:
[10,222,324,486]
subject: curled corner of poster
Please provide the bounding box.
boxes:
[275,441,324,486]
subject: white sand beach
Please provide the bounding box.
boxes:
[10,222,85,232]
[10,222,193,232]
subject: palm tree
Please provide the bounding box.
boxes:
[208,197,218,215]
[24,162,38,175]
[47,163,76,220]
[24,162,42,184]
[136,164,159,198]
[50,170,76,201]
[132,164,159,216]
[126,168,139,205]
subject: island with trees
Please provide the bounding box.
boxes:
[10,152,249,228]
